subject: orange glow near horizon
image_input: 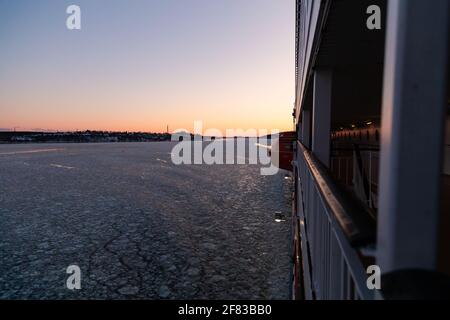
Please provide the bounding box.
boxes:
[0,91,294,133]
[0,0,295,134]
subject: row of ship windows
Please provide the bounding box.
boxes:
[332,130,380,142]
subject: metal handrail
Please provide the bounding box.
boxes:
[298,142,376,247]
[296,141,377,299]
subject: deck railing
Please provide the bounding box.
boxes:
[330,146,380,211]
[295,142,376,300]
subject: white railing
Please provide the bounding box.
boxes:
[330,148,380,210]
[330,156,353,186]
[296,142,376,300]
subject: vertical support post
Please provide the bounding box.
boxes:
[312,69,332,167]
[377,0,450,273]
[302,109,312,149]
[297,123,302,142]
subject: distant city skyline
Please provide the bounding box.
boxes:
[0,0,295,133]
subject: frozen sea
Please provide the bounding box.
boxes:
[0,142,292,299]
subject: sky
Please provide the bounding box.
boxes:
[0,0,295,133]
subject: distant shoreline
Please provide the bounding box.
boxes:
[0,131,171,144]
[0,141,172,145]
[0,131,273,144]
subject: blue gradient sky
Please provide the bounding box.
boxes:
[0,0,295,132]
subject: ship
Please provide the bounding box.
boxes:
[289,0,450,300]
